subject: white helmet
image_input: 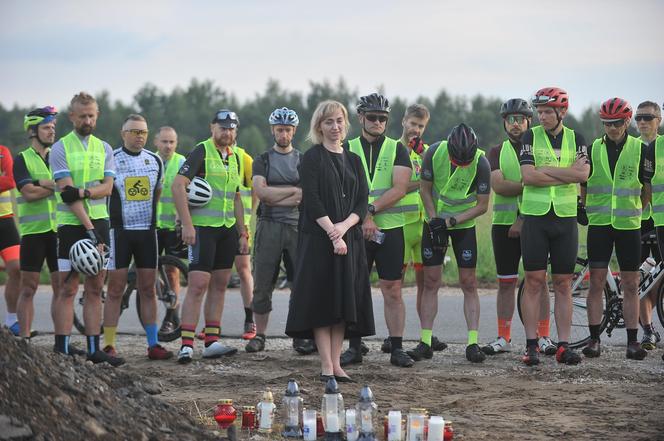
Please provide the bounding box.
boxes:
[187,176,212,207]
[69,239,104,276]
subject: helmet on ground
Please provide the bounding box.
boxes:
[24,106,58,131]
[69,239,104,276]
[500,99,533,118]
[357,93,391,114]
[447,123,479,165]
[187,176,212,207]
[531,87,569,109]
[211,109,240,128]
[599,97,633,122]
[268,107,299,126]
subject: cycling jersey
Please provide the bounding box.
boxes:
[0,145,16,218]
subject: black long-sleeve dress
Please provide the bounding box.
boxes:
[285,144,375,339]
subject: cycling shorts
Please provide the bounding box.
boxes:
[0,217,20,262]
[491,224,521,281]
[20,231,58,273]
[365,226,405,281]
[641,218,661,262]
[587,225,640,272]
[403,220,423,267]
[109,228,158,270]
[189,225,238,273]
[422,223,477,269]
[57,219,110,272]
[521,210,577,274]
[157,228,187,258]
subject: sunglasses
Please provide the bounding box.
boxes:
[635,114,657,122]
[531,95,553,106]
[365,114,388,123]
[124,129,149,136]
[214,110,238,122]
[505,115,527,125]
[602,120,625,128]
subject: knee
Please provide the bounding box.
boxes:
[525,276,545,294]
[459,273,477,292]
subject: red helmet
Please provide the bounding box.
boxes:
[531,87,569,109]
[599,97,632,121]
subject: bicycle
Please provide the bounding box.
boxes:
[517,232,664,348]
[73,254,188,342]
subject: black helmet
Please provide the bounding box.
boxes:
[500,98,533,118]
[357,93,391,114]
[447,123,479,165]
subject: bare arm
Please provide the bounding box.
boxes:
[234,192,249,254]
[88,176,114,199]
[172,174,194,244]
[372,165,410,212]
[420,179,437,220]
[537,157,589,184]
[406,180,420,193]
[252,176,299,204]
[19,182,54,202]
[580,185,587,205]
[491,169,522,197]
[55,176,94,230]
[642,183,651,208]
[521,164,566,187]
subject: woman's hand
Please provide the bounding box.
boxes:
[327,221,349,242]
[333,238,348,255]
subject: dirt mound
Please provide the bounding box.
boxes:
[0,328,216,441]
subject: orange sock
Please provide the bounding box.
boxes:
[498,319,512,342]
[538,319,550,338]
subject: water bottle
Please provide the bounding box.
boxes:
[639,257,656,283]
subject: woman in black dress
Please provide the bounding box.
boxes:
[285,100,374,381]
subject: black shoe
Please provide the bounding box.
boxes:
[334,375,355,383]
[52,344,86,356]
[431,336,448,352]
[406,342,433,361]
[381,338,391,353]
[360,341,369,355]
[522,345,540,366]
[390,348,414,367]
[582,339,601,358]
[626,343,647,360]
[319,374,334,383]
[87,350,125,367]
[465,344,486,363]
[340,347,363,367]
[555,345,581,365]
[293,338,317,355]
[246,335,266,353]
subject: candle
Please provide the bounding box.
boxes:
[259,402,275,430]
[360,408,373,432]
[427,416,445,441]
[408,415,424,441]
[303,410,317,441]
[346,409,358,441]
[388,411,402,441]
[327,413,340,432]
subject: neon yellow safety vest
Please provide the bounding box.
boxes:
[650,135,664,226]
[156,152,185,230]
[16,147,56,235]
[586,135,642,230]
[190,138,240,228]
[402,144,428,225]
[348,136,413,229]
[235,145,253,226]
[431,141,484,230]
[56,131,108,226]
[492,140,522,225]
[520,126,578,217]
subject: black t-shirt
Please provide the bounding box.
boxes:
[580,134,652,187]
[343,135,411,181]
[518,127,588,166]
[13,149,50,191]
[420,141,491,195]
[178,144,240,192]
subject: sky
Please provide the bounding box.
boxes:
[1,0,663,116]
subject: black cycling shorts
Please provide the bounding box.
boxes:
[587,225,640,272]
[521,210,577,274]
[157,228,187,258]
[20,231,58,273]
[189,225,238,272]
[109,228,158,270]
[57,219,110,272]
[491,224,521,279]
[422,223,477,269]
[641,218,661,262]
[0,217,20,251]
[365,226,404,281]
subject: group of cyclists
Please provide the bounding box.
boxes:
[1,87,663,368]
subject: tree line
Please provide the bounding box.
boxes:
[0,78,622,158]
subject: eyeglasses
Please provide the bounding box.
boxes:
[365,114,388,123]
[505,115,527,125]
[124,129,149,136]
[635,114,657,122]
[602,120,625,128]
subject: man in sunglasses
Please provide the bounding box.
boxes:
[519,87,589,366]
[342,93,414,368]
[102,114,173,361]
[636,101,663,351]
[172,109,249,363]
[581,98,650,361]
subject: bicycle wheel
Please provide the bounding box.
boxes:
[517,257,610,349]
[657,279,664,329]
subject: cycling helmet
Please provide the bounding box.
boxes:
[69,239,104,276]
[356,93,391,114]
[447,123,479,165]
[500,99,533,118]
[186,176,212,207]
[268,107,299,126]
[531,87,569,109]
[212,109,240,128]
[24,106,58,131]
[599,97,633,122]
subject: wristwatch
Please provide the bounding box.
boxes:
[367,204,376,216]
[448,216,457,227]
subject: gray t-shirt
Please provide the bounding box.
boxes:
[252,148,302,226]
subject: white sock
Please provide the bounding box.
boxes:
[6,312,17,327]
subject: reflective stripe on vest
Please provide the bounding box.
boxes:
[349,136,408,229]
[492,140,522,225]
[401,145,428,225]
[520,126,578,217]
[56,131,108,226]
[431,141,483,230]
[17,147,57,235]
[190,139,239,228]
[650,136,664,226]
[235,145,253,225]
[586,135,642,230]
[0,192,12,216]
[156,152,185,230]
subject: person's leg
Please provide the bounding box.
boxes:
[2,252,21,330]
[103,269,128,349]
[16,271,40,338]
[234,254,254,325]
[585,225,612,352]
[330,322,348,377]
[551,273,574,343]
[314,326,333,375]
